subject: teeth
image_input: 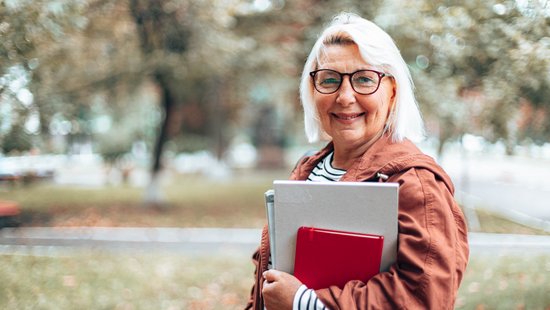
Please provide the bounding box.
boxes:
[338,113,362,120]
[343,115,357,120]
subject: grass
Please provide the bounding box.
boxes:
[1,170,548,235]
[475,208,550,235]
[456,255,550,309]
[0,170,289,228]
[0,251,548,309]
[0,251,254,309]
[1,170,549,309]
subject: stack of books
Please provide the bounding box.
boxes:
[265,180,399,289]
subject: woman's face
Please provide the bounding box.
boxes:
[313,44,395,150]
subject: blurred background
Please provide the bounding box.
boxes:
[0,0,549,309]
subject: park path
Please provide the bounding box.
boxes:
[439,151,550,232]
[1,227,550,257]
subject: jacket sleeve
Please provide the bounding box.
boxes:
[245,225,271,310]
[244,246,260,310]
[315,168,469,309]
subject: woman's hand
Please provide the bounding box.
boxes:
[262,269,303,310]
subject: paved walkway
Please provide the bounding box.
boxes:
[439,152,550,232]
[1,227,550,257]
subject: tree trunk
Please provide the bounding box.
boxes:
[208,78,228,161]
[143,73,174,205]
[151,73,174,174]
[436,136,449,160]
[129,0,188,206]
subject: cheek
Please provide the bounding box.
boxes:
[314,96,332,115]
[361,99,391,128]
[361,99,385,116]
[373,90,393,115]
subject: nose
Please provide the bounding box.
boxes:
[336,76,356,106]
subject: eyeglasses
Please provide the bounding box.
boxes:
[309,69,390,95]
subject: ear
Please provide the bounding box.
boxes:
[387,78,397,114]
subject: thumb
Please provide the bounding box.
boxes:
[263,269,280,283]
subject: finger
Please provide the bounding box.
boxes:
[262,278,275,295]
[262,269,280,283]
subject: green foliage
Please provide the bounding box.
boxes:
[0,0,88,72]
[1,0,549,160]
[381,0,550,153]
[1,123,32,154]
[96,134,133,164]
[165,134,213,154]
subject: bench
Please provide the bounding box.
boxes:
[0,200,20,228]
[0,200,20,216]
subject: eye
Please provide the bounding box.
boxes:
[353,75,376,85]
[320,77,340,85]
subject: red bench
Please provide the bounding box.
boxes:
[0,200,20,227]
[0,200,20,216]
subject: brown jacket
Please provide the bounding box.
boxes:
[245,135,469,310]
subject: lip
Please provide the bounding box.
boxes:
[331,112,366,122]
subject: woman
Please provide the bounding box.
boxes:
[246,12,469,310]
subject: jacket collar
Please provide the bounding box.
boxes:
[291,134,455,194]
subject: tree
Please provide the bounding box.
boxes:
[0,0,92,145]
[127,0,258,202]
[379,0,550,156]
[1,0,256,204]
[1,123,32,154]
[4,0,547,199]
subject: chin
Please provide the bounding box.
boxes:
[334,133,365,144]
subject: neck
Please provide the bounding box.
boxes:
[331,131,384,170]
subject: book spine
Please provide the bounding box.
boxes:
[264,189,276,267]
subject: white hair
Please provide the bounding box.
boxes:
[299,12,425,143]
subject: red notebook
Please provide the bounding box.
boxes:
[293,226,384,290]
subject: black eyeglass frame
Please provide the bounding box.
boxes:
[309,69,391,95]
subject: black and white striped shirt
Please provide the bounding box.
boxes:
[293,285,328,310]
[307,152,346,182]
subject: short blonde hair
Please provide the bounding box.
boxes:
[299,12,425,143]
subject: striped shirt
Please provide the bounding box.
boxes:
[293,285,328,310]
[307,152,346,182]
[292,152,345,309]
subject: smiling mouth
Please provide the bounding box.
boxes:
[332,112,366,120]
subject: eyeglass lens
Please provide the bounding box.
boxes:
[312,70,382,95]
